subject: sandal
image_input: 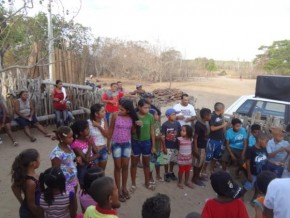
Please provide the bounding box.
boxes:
[129,185,137,194]
[119,193,126,202]
[145,184,155,191]
[30,137,36,142]
[123,191,131,200]
[13,141,19,146]
[156,177,164,182]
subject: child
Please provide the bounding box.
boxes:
[253,171,276,218]
[0,99,18,145]
[266,127,290,178]
[161,108,181,182]
[192,108,211,186]
[108,99,139,202]
[248,124,261,148]
[206,102,227,173]
[84,176,120,218]
[142,193,171,218]
[221,118,247,173]
[244,133,269,200]
[177,125,194,189]
[71,120,100,188]
[88,103,109,170]
[39,167,77,218]
[50,126,78,193]
[11,148,42,218]
[202,171,249,218]
[149,109,165,183]
[130,99,156,191]
[79,167,104,212]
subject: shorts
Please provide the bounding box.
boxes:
[205,139,224,161]
[0,116,11,125]
[244,175,257,191]
[93,147,108,163]
[105,112,112,125]
[150,151,164,172]
[266,162,284,178]
[178,165,191,175]
[19,203,36,218]
[221,147,243,165]
[15,115,38,128]
[112,142,131,159]
[163,148,178,164]
[131,138,151,156]
[193,148,206,168]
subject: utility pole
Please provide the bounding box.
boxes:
[47,0,54,81]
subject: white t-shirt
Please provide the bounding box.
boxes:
[88,119,107,146]
[173,103,196,126]
[264,178,290,218]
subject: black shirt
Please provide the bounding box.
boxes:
[246,146,268,175]
[194,121,208,148]
[208,111,224,141]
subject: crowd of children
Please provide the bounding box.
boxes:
[9,86,290,218]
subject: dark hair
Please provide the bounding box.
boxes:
[18,90,28,98]
[231,118,242,126]
[110,83,117,87]
[117,81,121,84]
[200,108,211,119]
[90,103,104,121]
[256,171,276,194]
[181,93,189,99]
[256,132,269,142]
[83,167,104,193]
[55,80,62,85]
[54,126,72,141]
[181,125,193,139]
[39,167,66,205]
[214,102,225,111]
[11,149,39,189]
[71,120,89,139]
[138,99,150,108]
[142,193,171,218]
[251,124,261,132]
[89,176,115,207]
[286,124,290,132]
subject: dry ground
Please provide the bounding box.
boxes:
[0,77,256,218]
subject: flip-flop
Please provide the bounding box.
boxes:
[123,191,131,200]
[119,193,126,202]
[144,184,155,191]
[129,185,137,194]
[13,142,19,146]
[30,137,36,142]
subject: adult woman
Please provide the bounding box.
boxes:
[51,80,68,127]
[14,90,50,142]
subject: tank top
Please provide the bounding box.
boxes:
[53,89,66,111]
[177,137,192,165]
[15,99,30,118]
[88,119,107,146]
[112,115,132,143]
[23,175,41,206]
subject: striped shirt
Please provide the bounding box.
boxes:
[40,191,74,218]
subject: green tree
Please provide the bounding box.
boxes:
[205,59,217,72]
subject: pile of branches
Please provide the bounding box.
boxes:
[152,88,183,107]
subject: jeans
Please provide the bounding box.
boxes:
[55,110,68,127]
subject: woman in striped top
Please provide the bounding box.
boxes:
[39,167,77,218]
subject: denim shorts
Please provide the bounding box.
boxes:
[112,142,131,159]
[15,115,38,128]
[131,138,151,156]
[244,175,257,191]
[206,139,224,161]
[93,147,108,164]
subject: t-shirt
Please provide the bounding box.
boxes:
[71,138,94,156]
[112,115,132,143]
[161,120,181,149]
[266,139,289,163]
[133,113,154,141]
[40,191,74,218]
[264,178,290,218]
[84,205,118,218]
[50,145,78,192]
[202,199,249,218]
[102,90,124,113]
[194,121,208,149]
[88,119,107,146]
[225,128,247,150]
[209,112,225,141]
[248,135,256,147]
[246,146,268,175]
[79,192,96,212]
[173,103,196,126]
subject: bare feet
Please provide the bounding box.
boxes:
[177,183,184,189]
[185,182,194,189]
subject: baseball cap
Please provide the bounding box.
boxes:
[210,170,243,199]
[165,108,178,116]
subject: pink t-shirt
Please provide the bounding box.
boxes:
[71,138,94,156]
[112,115,132,143]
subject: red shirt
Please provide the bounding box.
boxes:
[202,199,249,218]
[102,91,124,113]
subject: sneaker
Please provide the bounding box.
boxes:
[164,173,171,182]
[170,172,178,181]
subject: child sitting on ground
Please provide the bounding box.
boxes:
[201,170,249,218]
[253,171,276,218]
[84,176,120,218]
[142,193,171,218]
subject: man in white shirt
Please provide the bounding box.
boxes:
[264,178,290,218]
[173,94,196,127]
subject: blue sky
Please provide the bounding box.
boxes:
[9,0,290,61]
